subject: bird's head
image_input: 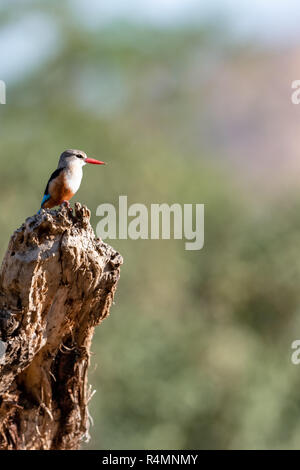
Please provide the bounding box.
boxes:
[58,149,106,169]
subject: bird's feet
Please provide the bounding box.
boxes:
[62,200,73,211]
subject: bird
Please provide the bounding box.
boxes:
[40,149,105,211]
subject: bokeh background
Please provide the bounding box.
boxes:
[2,0,300,450]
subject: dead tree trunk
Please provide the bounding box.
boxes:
[0,203,122,450]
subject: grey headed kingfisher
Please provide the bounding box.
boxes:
[40,149,105,210]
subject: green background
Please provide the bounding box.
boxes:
[1,0,300,450]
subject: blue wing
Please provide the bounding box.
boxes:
[39,168,63,211]
[38,194,51,213]
[41,194,51,208]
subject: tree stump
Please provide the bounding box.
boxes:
[0,203,123,450]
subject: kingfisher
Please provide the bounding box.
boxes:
[40,149,105,210]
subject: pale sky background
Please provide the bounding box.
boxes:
[72,0,300,40]
[1,0,300,81]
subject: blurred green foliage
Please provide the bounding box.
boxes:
[1,0,300,450]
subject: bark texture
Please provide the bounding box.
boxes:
[0,203,123,450]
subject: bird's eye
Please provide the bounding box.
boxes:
[77,155,84,159]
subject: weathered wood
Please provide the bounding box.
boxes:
[0,203,122,450]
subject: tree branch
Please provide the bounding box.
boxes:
[0,203,122,450]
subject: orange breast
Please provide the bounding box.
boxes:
[48,172,74,206]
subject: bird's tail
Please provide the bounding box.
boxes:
[37,194,51,214]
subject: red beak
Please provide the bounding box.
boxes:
[85,158,106,165]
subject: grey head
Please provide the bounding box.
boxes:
[58,149,87,169]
